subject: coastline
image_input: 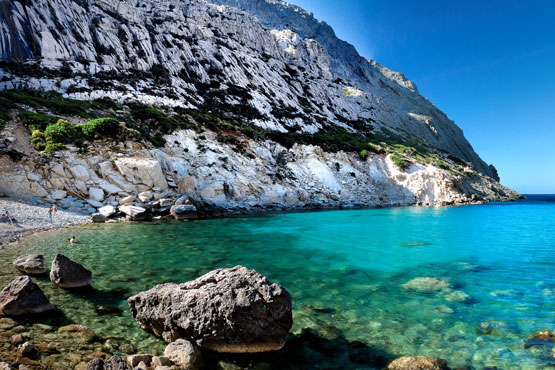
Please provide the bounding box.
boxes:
[0,197,91,246]
[0,194,518,248]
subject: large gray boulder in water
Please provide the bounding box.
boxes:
[50,254,92,288]
[13,254,47,274]
[128,266,292,353]
[0,276,54,315]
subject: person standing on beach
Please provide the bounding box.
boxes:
[52,204,58,216]
[48,208,53,222]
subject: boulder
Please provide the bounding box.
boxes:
[0,362,12,370]
[86,357,104,370]
[151,357,171,367]
[50,254,92,288]
[99,181,123,195]
[120,195,136,205]
[13,254,47,274]
[70,165,91,181]
[87,199,105,208]
[170,204,198,220]
[105,355,131,370]
[138,191,153,203]
[119,205,147,220]
[92,213,108,223]
[0,276,54,315]
[386,356,449,370]
[18,341,37,357]
[164,339,203,370]
[115,158,168,190]
[51,189,67,200]
[89,187,105,202]
[158,199,174,208]
[11,334,26,345]
[127,354,151,367]
[99,205,117,218]
[128,266,292,352]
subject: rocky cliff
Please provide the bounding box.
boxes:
[0,0,519,213]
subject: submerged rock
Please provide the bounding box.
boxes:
[164,339,203,370]
[401,277,452,293]
[13,254,47,274]
[525,330,555,348]
[128,265,292,352]
[0,276,54,315]
[386,356,449,370]
[50,254,92,288]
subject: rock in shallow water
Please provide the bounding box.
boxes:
[164,339,203,370]
[128,265,292,352]
[386,356,449,370]
[401,277,452,293]
[13,254,47,274]
[50,254,92,288]
[0,276,54,315]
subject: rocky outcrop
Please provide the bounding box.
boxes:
[164,340,203,370]
[0,276,54,315]
[50,254,92,288]
[128,266,293,353]
[13,254,47,275]
[386,356,450,370]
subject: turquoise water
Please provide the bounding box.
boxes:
[1,196,554,369]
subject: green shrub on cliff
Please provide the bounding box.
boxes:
[44,119,77,144]
[391,153,411,170]
[77,117,120,139]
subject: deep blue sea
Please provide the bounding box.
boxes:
[1,195,554,369]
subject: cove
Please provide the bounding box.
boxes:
[0,196,554,369]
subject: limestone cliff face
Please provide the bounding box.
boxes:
[0,0,499,180]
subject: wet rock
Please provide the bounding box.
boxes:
[91,213,108,222]
[153,367,172,370]
[476,321,506,336]
[164,339,203,370]
[18,341,37,357]
[0,276,54,315]
[58,324,97,342]
[444,290,470,303]
[50,254,92,288]
[13,254,47,274]
[0,362,12,370]
[10,333,26,345]
[151,356,171,367]
[525,330,555,348]
[170,204,198,220]
[105,355,132,370]
[127,354,151,367]
[128,266,292,352]
[87,357,105,370]
[386,356,449,370]
[35,342,58,354]
[401,277,452,293]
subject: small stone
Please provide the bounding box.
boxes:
[86,357,104,370]
[151,356,171,367]
[164,339,203,370]
[10,333,26,345]
[127,354,151,367]
[18,341,37,357]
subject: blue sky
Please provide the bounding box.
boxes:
[290,0,555,194]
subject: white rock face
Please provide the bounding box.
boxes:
[115,158,168,191]
[0,0,499,180]
[89,187,105,202]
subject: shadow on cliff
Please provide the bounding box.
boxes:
[202,327,392,370]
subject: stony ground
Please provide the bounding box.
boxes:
[0,197,91,245]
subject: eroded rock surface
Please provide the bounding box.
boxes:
[128,266,292,352]
[50,254,92,288]
[386,356,450,370]
[0,276,54,315]
[13,254,47,275]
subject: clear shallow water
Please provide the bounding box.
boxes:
[1,196,554,369]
